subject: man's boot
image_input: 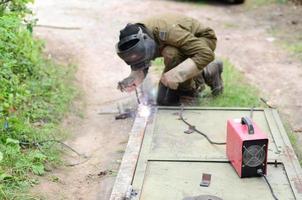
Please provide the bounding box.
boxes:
[194,72,206,94]
[177,72,206,98]
[203,60,224,96]
[157,83,180,106]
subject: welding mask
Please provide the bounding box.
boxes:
[116,25,157,71]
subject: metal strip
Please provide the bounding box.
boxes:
[109,107,149,200]
[271,110,302,198]
[146,158,283,164]
[158,106,265,111]
[264,109,283,152]
[130,108,160,200]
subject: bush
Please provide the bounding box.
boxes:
[0,0,33,17]
[291,0,302,4]
[0,4,75,199]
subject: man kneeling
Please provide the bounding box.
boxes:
[116,14,223,106]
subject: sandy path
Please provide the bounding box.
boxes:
[32,0,302,199]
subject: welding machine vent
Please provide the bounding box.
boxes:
[227,117,269,178]
[243,144,266,167]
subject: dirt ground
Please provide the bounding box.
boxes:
[31,0,302,199]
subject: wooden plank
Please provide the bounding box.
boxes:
[109,109,149,200]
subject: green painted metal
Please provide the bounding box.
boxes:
[130,107,302,200]
[140,162,294,200]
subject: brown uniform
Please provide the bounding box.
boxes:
[140,14,217,91]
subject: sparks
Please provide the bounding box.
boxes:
[138,104,151,118]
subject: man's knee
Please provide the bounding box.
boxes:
[161,46,184,71]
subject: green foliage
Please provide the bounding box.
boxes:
[0,10,75,200]
[199,59,260,107]
[246,0,287,7]
[284,41,302,60]
[0,0,34,17]
[152,58,260,107]
[152,58,165,73]
[269,24,302,62]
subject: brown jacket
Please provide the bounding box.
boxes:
[140,14,217,70]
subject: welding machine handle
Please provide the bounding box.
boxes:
[241,117,254,135]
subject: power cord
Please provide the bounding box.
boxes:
[178,106,226,145]
[20,139,89,167]
[20,139,86,157]
[180,107,278,198]
[257,169,279,200]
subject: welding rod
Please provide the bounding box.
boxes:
[135,88,141,104]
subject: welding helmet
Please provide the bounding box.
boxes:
[116,24,157,71]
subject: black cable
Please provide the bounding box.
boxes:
[19,139,90,167]
[179,106,226,145]
[20,139,86,157]
[257,169,279,200]
[35,24,81,30]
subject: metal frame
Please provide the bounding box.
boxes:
[109,107,302,200]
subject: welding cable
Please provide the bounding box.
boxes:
[20,139,85,157]
[19,139,90,167]
[257,169,279,200]
[179,106,226,145]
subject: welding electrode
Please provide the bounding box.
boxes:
[135,88,141,104]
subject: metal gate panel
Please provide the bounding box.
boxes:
[148,109,280,161]
[139,162,294,200]
[112,107,302,200]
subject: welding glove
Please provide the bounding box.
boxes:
[160,58,200,90]
[118,70,145,92]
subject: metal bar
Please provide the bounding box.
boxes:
[158,106,265,111]
[146,158,283,165]
[109,107,149,200]
[271,109,302,198]
[263,109,283,152]
[130,108,159,200]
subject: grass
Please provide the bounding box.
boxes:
[268,23,302,61]
[152,58,261,107]
[281,118,302,165]
[283,41,302,60]
[245,0,287,7]
[223,22,239,29]
[0,64,76,200]
[199,59,260,107]
[152,58,165,72]
[0,14,77,199]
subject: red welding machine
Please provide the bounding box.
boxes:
[227,117,268,178]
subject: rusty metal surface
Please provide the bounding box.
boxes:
[113,107,302,200]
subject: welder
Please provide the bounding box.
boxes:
[116,13,223,106]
